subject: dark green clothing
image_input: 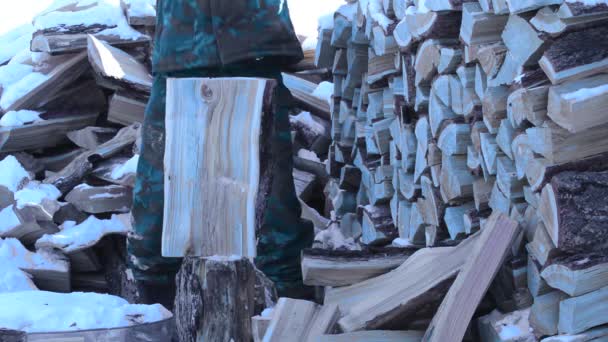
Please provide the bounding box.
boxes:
[153,0,303,73]
[128,62,314,294]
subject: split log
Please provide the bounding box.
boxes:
[460,3,509,45]
[87,35,152,94]
[507,85,549,128]
[263,298,339,342]
[539,171,608,250]
[531,4,608,37]
[67,127,117,150]
[444,203,475,240]
[440,155,475,203]
[526,221,560,267]
[528,255,552,297]
[65,184,132,214]
[526,151,608,192]
[283,73,331,120]
[438,48,462,75]
[360,204,397,245]
[558,286,608,335]
[547,73,608,134]
[252,316,271,342]
[406,11,461,42]
[326,235,478,332]
[174,257,256,342]
[542,252,608,297]
[502,14,548,67]
[301,248,413,287]
[316,29,336,69]
[423,212,519,342]
[162,78,275,258]
[530,291,567,337]
[0,112,99,153]
[425,0,475,11]
[539,25,608,84]
[506,0,562,14]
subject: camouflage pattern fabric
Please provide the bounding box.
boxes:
[153,0,304,73]
[128,62,314,296]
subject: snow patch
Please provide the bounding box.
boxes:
[0,291,172,333]
[111,154,139,179]
[0,25,34,65]
[36,214,131,253]
[0,110,43,127]
[291,111,327,135]
[392,238,413,247]
[123,0,156,17]
[14,181,61,209]
[312,81,334,105]
[0,206,21,236]
[0,238,68,272]
[261,308,274,318]
[0,71,49,110]
[369,0,395,32]
[298,149,321,163]
[563,83,608,102]
[0,262,38,293]
[287,0,344,39]
[0,155,31,192]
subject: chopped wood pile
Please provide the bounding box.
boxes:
[267,0,608,341]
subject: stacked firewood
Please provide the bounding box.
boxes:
[262,0,608,341]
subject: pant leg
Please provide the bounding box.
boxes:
[128,74,181,284]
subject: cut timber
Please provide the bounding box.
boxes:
[440,155,475,203]
[444,203,475,240]
[108,93,146,125]
[361,204,397,245]
[542,252,608,297]
[283,73,331,120]
[406,11,462,42]
[162,78,275,258]
[0,112,98,153]
[2,53,89,112]
[502,14,548,66]
[539,26,608,85]
[559,286,608,335]
[530,291,567,337]
[460,3,509,45]
[319,331,424,342]
[326,235,479,332]
[87,35,152,94]
[66,126,116,150]
[526,221,559,267]
[539,171,608,250]
[316,29,335,69]
[301,248,413,287]
[252,316,271,342]
[531,5,608,37]
[528,255,552,297]
[507,85,549,128]
[174,257,256,342]
[65,184,132,214]
[262,298,339,342]
[526,152,608,192]
[425,0,474,11]
[547,73,608,134]
[438,123,471,156]
[423,212,519,342]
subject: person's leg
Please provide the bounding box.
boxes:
[128,74,181,290]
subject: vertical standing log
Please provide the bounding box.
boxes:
[175,257,257,342]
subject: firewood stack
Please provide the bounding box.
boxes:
[267,0,608,341]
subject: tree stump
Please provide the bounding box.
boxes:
[175,257,266,342]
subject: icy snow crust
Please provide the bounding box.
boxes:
[0,291,172,333]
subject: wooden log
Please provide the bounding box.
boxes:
[66,126,116,150]
[542,252,608,297]
[440,155,475,203]
[482,86,509,134]
[542,325,608,342]
[559,286,608,335]
[409,201,427,245]
[107,93,146,125]
[65,184,132,214]
[478,309,535,342]
[539,26,608,85]
[0,112,99,153]
[425,0,475,11]
[539,171,608,250]
[547,73,608,134]
[406,11,462,42]
[361,204,397,245]
[252,316,271,342]
[506,0,562,14]
[423,212,520,342]
[528,255,552,297]
[531,4,608,37]
[162,78,275,258]
[460,3,509,45]
[438,123,471,156]
[507,85,549,128]
[263,298,339,342]
[530,291,567,337]
[444,203,475,240]
[502,14,548,67]
[174,257,256,342]
[438,48,462,75]
[526,221,560,267]
[327,235,478,332]
[301,248,414,287]
[316,29,336,69]
[283,73,331,120]
[371,25,398,57]
[87,35,152,94]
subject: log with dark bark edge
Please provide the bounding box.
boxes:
[406,10,462,42]
[558,286,608,335]
[262,298,339,342]
[301,247,416,287]
[541,251,608,297]
[539,25,608,85]
[539,171,608,251]
[459,2,508,45]
[283,73,331,121]
[174,257,256,342]
[162,78,275,258]
[326,235,478,332]
[423,212,519,342]
[526,151,608,192]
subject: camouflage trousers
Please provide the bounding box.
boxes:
[127,62,314,295]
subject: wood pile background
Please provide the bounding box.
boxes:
[267,0,608,341]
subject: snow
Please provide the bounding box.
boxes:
[369,0,395,32]
[0,238,68,272]
[0,206,21,236]
[111,154,140,179]
[0,155,31,192]
[0,110,43,127]
[123,0,156,17]
[0,70,49,111]
[495,308,532,341]
[566,0,608,5]
[312,81,334,105]
[298,149,321,162]
[0,25,34,65]
[392,238,413,247]
[563,83,608,102]
[33,0,143,41]
[0,262,38,293]
[261,308,274,317]
[0,0,54,36]
[287,0,344,39]
[36,214,131,253]
[291,111,327,135]
[0,291,172,333]
[14,181,61,209]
